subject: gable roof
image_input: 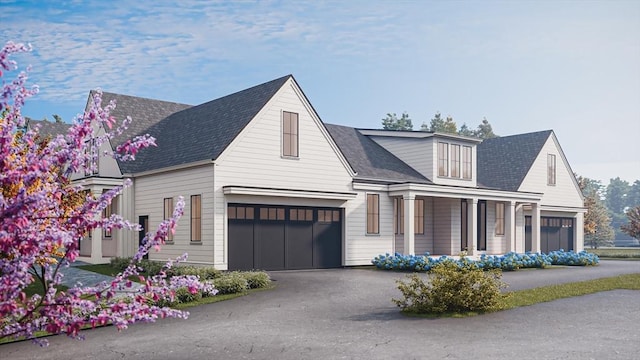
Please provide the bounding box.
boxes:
[26,118,71,137]
[477,130,553,191]
[325,124,431,184]
[99,75,292,174]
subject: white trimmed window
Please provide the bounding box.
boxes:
[190,195,202,242]
[495,202,505,236]
[547,154,556,185]
[366,194,379,234]
[164,197,174,242]
[283,111,299,157]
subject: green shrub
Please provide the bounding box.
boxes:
[212,272,249,294]
[137,259,165,276]
[167,265,222,280]
[174,287,203,303]
[393,261,509,314]
[109,257,132,271]
[241,271,271,289]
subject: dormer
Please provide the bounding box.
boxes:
[360,129,481,187]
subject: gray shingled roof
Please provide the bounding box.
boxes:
[477,130,553,191]
[325,124,431,184]
[26,118,71,137]
[97,92,193,151]
[95,75,291,174]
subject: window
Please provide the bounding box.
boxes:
[190,195,201,242]
[84,138,98,176]
[547,154,556,185]
[366,194,379,234]
[102,190,116,238]
[495,202,505,236]
[282,111,299,157]
[259,207,285,220]
[394,198,424,234]
[289,208,312,221]
[438,142,448,177]
[451,144,461,178]
[318,209,340,223]
[462,146,472,180]
[228,205,255,220]
[164,197,174,241]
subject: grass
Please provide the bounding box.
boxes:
[403,273,640,318]
[77,263,121,276]
[585,247,640,259]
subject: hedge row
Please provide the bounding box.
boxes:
[372,250,599,272]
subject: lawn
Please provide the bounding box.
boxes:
[585,247,640,259]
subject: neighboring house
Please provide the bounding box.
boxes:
[68,75,585,269]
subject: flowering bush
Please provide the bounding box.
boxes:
[0,41,215,345]
[372,249,599,272]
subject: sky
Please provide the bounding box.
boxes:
[1,0,639,185]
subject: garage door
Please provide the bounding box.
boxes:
[525,216,574,253]
[227,204,342,271]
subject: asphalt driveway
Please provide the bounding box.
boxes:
[1,260,639,360]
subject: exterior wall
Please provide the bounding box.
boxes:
[368,137,434,179]
[343,191,394,266]
[431,136,478,188]
[518,135,583,208]
[134,165,215,264]
[432,197,460,255]
[214,79,355,268]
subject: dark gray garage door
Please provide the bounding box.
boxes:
[228,204,342,271]
[525,216,574,253]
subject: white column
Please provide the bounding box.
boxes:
[403,194,415,255]
[531,203,541,253]
[506,201,516,253]
[467,198,478,256]
[575,212,584,252]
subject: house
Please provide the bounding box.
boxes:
[69,75,585,270]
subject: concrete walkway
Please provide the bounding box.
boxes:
[2,260,639,359]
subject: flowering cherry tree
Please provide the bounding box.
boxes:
[0,41,215,345]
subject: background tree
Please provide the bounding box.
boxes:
[382,112,413,130]
[0,41,214,345]
[620,206,640,240]
[626,180,640,209]
[52,114,64,123]
[458,123,474,137]
[577,175,614,248]
[474,117,497,139]
[606,177,632,240]
[421,112,457,133]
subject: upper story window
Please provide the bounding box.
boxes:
[547,154,556,185]
[438,141,473,180]
[366,193,379,234]
[451,144,461,178]
[438,142,448,177]
[282,111,299,157]
[462,146,472,180]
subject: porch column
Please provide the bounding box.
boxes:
[506,201,516,253]
[467,198,478,256]
[575,212,584,252]
[91,187,104,262]
[403,194,415,255]
[531,203,541,253]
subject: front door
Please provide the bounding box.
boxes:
[139,215,149,260]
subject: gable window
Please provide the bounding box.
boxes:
[394,198,424,234]
[282,111,299,157]
[164,197,174,242]
[366,194,379,234]
[438,142,449,177]
[547,154,556,185]
[451,144,461,178]
[495,202,505,236]
[190,195,202,242]
[462,146,472,180]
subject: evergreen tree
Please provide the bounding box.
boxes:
[382,112,413,130]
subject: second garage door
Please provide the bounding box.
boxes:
[525,216,574,253]
[228,204,342,271]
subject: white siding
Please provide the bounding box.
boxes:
[214,79,356,267]
[134,165,215,264]
[369,137,433,179]
[343,191,394,265]
[518,135,583,208]
[432,197,460,255]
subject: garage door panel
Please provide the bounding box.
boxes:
[228,220,255,271]
[525,216,573,253]
[256,222,286,270]
[287,223,314,269]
